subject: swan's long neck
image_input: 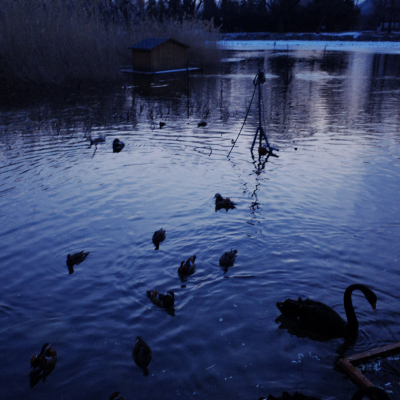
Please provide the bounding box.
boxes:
[343,284,371,337]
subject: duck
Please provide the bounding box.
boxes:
[146,290,175,308]
[109,392,125,400]
[351,387,389,400]
[112,138,125,153]
[219,249,237,267]
[214,193,236,211]
[178,255,196,275]
[276,284,377,338]
[132,336,152,370]
[30,343,57,376]
[198,122,207,127]
[159,122,166,129]
[66,251,89,274]
[152,229,166,250]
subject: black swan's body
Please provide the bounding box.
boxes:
[276,284,377,338]
[219,249,237,267]
[178,255,196,275]
[351,387,389,400]
[152,229,166,250]
[132,336,152,370]
[113,139,125,153]
[214,193,236,211]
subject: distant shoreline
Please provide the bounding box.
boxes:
[220,31,400,42]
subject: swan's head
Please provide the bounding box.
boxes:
[214,193,223,202]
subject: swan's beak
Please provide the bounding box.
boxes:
[372,302,377,311]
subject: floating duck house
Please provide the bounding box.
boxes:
[127,37,191,74]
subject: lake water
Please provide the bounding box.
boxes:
[1,48,399,400]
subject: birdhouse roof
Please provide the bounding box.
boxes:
[129,37,189,51]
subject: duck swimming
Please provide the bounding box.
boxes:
[214,193,236,211]
[30,343,57,376]
[152,229,166,250]
[112,139,125,153]
[160,122,166,128]
[146,290,175,308]
[178,255,196,275]
[132,336,152,371]
[219,249,237,267]
[276,284,377,338]
[66,251,89,274]
[198,122,207,127]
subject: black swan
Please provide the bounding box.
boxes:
[219,249,237,267]
[132,336,152,370]
[214,193,236,211]
[178,255,196,275]
[276,284,377,338]
[146,290,175,308]
[152,229,166,250]
[112,139,125,153]
[351,387,389,400]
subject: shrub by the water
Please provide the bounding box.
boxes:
[0,0,221,93]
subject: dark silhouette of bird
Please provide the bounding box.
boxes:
[66,251,89,274]
[160,122,166,128]
[29,343,57,386]
[178,255,196,275]
[113,138,125,153]
[276,284,377,338]
[152,229,166,250]
[198,122,207,127]
[132,336,152,372]
[219,249,237,267]
[146,290,175,308]
[214,193,236,211]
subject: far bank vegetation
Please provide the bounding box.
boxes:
[0,0,221,92]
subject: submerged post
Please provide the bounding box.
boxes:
[250,69,278,157]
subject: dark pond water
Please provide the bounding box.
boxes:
[1,48,400,400]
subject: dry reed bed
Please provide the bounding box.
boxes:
[0,0,221,92]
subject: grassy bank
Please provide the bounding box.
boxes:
[0,0,221,94]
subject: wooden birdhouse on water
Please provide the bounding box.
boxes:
[129,37,190,74]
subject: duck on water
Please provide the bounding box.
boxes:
[276,284,377,338]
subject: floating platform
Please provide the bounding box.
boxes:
[121,67,201,75]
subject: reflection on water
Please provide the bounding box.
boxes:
[0,49,400,400]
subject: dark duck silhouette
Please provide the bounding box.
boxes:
[112,138,125,153]
[219,249,237,268]
[66,251,89,274]
[29,343,57,387]
[132,336,152,373]
[146,290,175,308]
[152,229,166,250]
[178,255,196,275]
[276,284,377,338]
[159,122,166,128]
[198,121,207,127]
[214,193,236,211]
[351,387,389,400]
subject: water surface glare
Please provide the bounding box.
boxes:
[1,49,400,400]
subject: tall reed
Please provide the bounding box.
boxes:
[0,0,221,92]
